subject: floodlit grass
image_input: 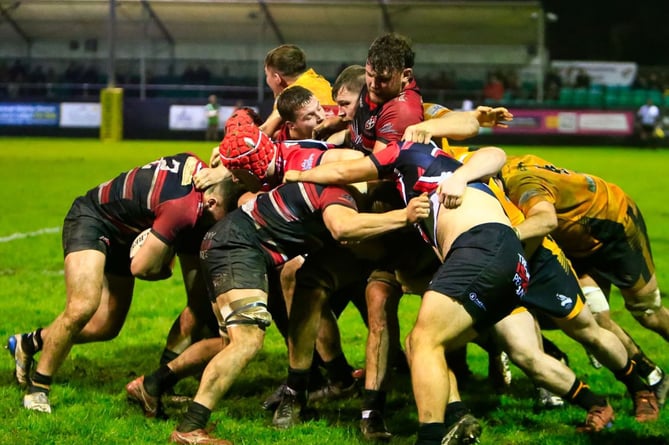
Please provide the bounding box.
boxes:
[0,138,668,445]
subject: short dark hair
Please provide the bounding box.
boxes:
[277,85,314,122]
[332,64,365,100]
[264,44,307,77]
[367,33,415,73]
[206,176,248,214]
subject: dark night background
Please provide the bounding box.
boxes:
[544,0,669,65]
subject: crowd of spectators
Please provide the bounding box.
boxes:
[3,58,669,108]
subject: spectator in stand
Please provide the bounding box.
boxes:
[503,70,524,101]
[574,68,591,89]
[182,65,196,83]
[637,98,662,147]
[483,73,505,102]
[545,68,563,101]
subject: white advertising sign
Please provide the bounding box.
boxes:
[169,105,256,131]
[551,61,638,87]
[59,102,101,128]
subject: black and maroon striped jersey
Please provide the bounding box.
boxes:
[82,153,206,244]
[240,181,357,265]
[349,79,423,154]
[369,140,495,246]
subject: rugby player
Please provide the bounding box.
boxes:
[7,153,246,413]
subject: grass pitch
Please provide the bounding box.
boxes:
[0,138,667,445]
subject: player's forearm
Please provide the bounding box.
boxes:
[330,209,409,242]
[452,146,506,182]
[429,111,480,140]
[292,160,375,185]
[514,207,558,240]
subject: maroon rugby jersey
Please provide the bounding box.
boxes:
[349,79,423,154]
[83,153,206,244]
[262,139,335,190]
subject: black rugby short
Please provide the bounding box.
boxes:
[62,197,132,276]
[428,223,528,331]
[200,211,271,301]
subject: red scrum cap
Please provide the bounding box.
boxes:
[218,125,276,183]
[224,107,262,134]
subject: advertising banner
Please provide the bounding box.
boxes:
[60,102,101,128]
[169,105,256,130]
[0,103,59,126]
[552,61,637,87]
[492,109,634,136]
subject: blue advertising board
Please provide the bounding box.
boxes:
[0,103,59,126]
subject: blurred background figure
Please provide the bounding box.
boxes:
[636,97,662,147]
[205,94,220,141]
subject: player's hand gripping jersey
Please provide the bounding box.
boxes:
[369,140,497,247]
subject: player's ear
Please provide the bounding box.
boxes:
[402,68,413,83]
[206,197,218,209]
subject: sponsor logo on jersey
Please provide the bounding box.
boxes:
[469,292,486,311]
[301,153,316,171]
[365,116,377,130]
[514,253,530,297]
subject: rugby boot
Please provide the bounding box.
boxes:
[23,391,51,413]
[272,386,306,429]
[6,334,33,387]
[441,413,482,444]
[360,410,392,441]
[126,376,161,418]
[576,403,614,433]
[633,389,659,423]
[169,429,232,445]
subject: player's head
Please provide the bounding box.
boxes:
[332,64,365,121]
[366,33,415,104]
[224,107,263,135]
[201,175,249,222]
[264,44,307,96]
[218,124,277,192]
[277,85,325,139]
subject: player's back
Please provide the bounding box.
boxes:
[502,154,628,256]
[83,153,205,239]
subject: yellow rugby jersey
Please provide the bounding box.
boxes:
[501,154,630,258]
[287,68,336,106]
[423,102,451,148]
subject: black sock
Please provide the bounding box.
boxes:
[564,378,607,410]
[444,401,469,428]
[287,367,310,394]
[415,422,447,445]
[29,371,52,395]
[362,389,387,412]
[614,358,649,394]
[22,328,43,355]
[144,365,179,397]
[631,352,659,382]
[160,349,180,367]
[177,401,211,432]
[542,336,568,364]
[308,360,327,390]
[323,354,354,387]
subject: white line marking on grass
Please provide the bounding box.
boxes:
[0,227,61,243]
